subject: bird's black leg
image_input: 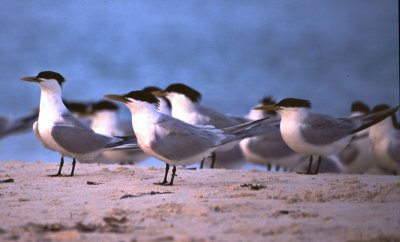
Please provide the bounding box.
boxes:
[276,165,281,172]
[49,156,64,177]
[297,156,313,174]
[155,163,170,185]
[169,166,177,186]
[200,158,205,169]
[306,156,313,174]
[267,163,272,171]
[210,152,216,169]
[313,156,322,175]
[70,158,76,176]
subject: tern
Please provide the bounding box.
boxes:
[369,104,400,174]
[105,90,269,185]
[240,97,307,172]
[89,100,148,164]
[255,98,399,174]
[337,101,376,174]
[21,71,138,176]
[162,83,246,169]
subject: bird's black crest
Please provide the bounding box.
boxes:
[37,71,65,86]
[164,83,201,103]
[371,104,390,112]
[64,100,88,114]
[92,100,119,112]
[260,96,277,115]
[351,101,370,113]
[260,96,276,105]
[142,86,162,93]
[124,90,160,108]
[276,98,311,108]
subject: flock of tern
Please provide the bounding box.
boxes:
[0,71,398,185]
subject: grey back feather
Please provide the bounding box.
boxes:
[301,113,356,145]
[51,112,116,154]
[148,115,222,161]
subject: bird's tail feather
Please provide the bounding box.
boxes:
[105,135,141,151]
[221,117,273,133]
[214,117,278,148]
[351,105,399,134]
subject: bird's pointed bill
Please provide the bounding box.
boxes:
[157,91,169,97]
[151,90,165,97]
[104,94,128,103]
[21,76,42,83]
[254,104,280,111]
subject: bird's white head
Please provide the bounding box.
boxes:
[21,71,65,92]
[162,83,202,105]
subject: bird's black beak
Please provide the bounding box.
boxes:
[104,94,128,103]
[21,76,42,83]
[254,104,281,111]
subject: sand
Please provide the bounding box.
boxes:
[0,160,399,242]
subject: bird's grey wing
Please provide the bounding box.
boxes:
[301,113,356,145]
[388,132,400,164]
[33,121,53,150]
[150,117,221,161]
[59,112,90,129]
[227,115,250,124]
[196,105,242,128]
[51,124,113,154]
[1,112,38,136]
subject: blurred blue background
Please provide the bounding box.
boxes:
[0,0,398,166]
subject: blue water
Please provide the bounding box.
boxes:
[0,0,398,167]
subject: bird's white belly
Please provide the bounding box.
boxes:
[344,137,375,173]
[38,123,67,155]
[372,138,399,170]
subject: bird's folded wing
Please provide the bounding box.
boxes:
[51,124,111,154]
[301,114,356,145]
[150,119,221,160]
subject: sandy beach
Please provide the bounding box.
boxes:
[0,161,399,242]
